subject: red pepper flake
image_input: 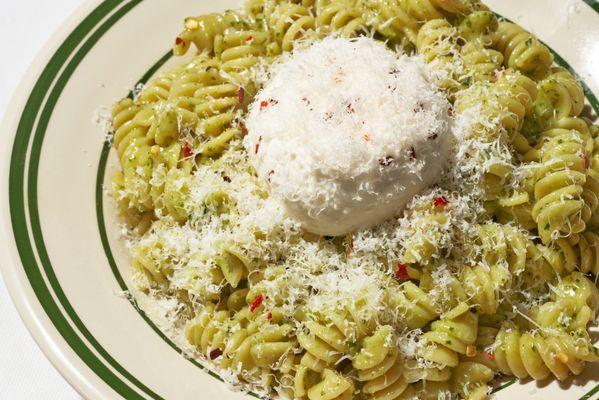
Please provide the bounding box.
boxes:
[260,99,278,111]
[237,87,245,104]
[255,136,262,154]
[223,175,231,183]
[182,142,194,159]
[268,169,275,178]
[266,312,273,320]
[246,35,254,42]
[379,156,394,167]
[175,37,185,46]
[583,151,590,170]
[395,263,410,280]
[239,123,248,135]
[250,294,264,312]
[408,146,416,160]
[447,106,454,117]
[434,195,449,209]
[485,352,495,361]
[209,348,223,360]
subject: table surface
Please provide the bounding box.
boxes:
[0,1,84,398]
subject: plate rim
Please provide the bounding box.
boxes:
[0,1,149,399]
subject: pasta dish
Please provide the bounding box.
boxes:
[108,0,599,398]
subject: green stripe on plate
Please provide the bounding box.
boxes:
[9,0,162,399]
[583,0,599,13]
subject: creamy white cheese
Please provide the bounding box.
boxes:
[244,37,452,236]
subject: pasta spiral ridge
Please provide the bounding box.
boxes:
[452,361,494,400]
[533,272,599,332]
[527,68,585,133]
[416,19,462,92]
[214,29,269,83]
[297,305,375,370]
[386,280,440,329]
[532,117,593,243]
[314,0,365,37]
[491,322,599,381]
[494,21,554,80]
[352,326,415,400]
[460,223,528,314]
[360,0,418,45]
[403,0,474,22]
[418,303,478,368]
[173,11,247,56]
[266,2,316,53]
[294,368,355,400]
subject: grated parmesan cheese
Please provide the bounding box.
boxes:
[244,37,452,236]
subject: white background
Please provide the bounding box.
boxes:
[0,1,83,398]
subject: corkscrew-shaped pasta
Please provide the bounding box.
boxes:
[360,0,418,45]
[132,238,173,287]
[192,74,244,158]
[186,305,231,359]
[314,0,365,37]
[583,152,599,227]
[458,11,503,84]
[267,2,316,53]
[460,41,503,83]
[419,303,478,368]
[532,118,593,243]
[494,21,554,80]
[458,10,498,46]
[297,306,375,369]
[455,69,536,149]
[550,233,599,276]
[214,29,269,82]
[187,303,295,383]
[294,368,355,400]
[403,0,474,22]
[214,244,254,288]
[495,171,537,231]
[533,272,599,331]
[452,361,494,400]
[386,281,440,329]
[356,346,410,400]
[173,11,247,55]
[491,322,599,381]
[533,68,585,124]
[348,325,414,400]
[460,223,528,313]
[525,240,575,282]
[416,19,462,91]
[402,201,450,265]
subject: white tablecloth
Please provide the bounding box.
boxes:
[0,1,84,398]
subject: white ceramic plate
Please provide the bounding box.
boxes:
[2,0,599,399]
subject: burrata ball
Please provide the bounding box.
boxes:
[244,37,452,236]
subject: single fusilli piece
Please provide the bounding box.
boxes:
[532,117,593,243]
[494,21,553,80]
